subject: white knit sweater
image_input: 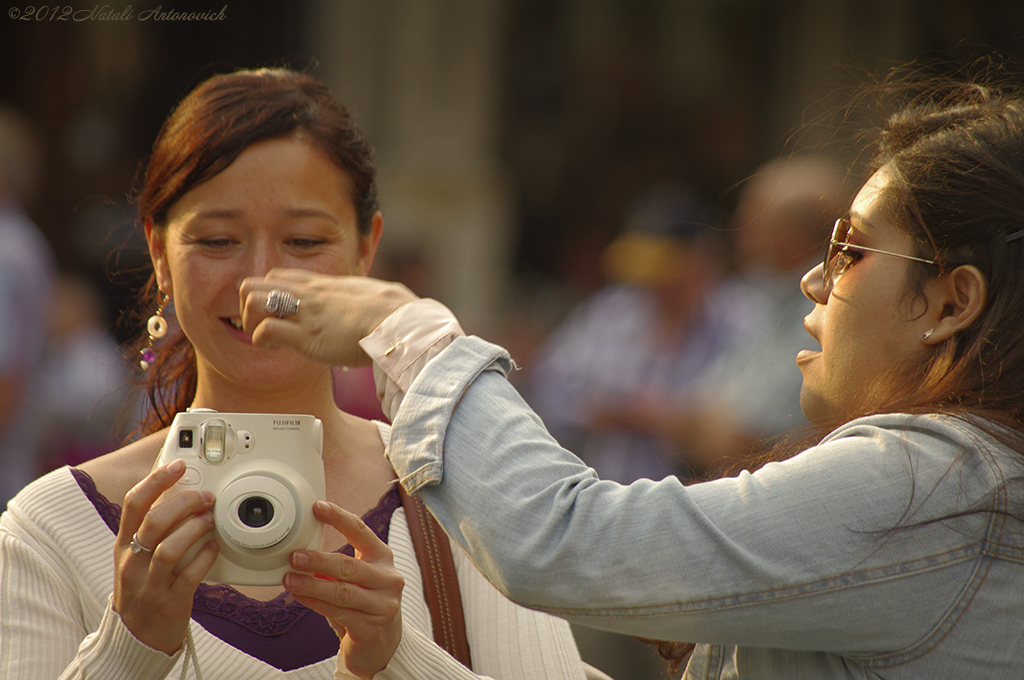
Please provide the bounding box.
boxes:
[0,466,588,679]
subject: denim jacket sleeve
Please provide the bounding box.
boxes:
[385,337,1013,665]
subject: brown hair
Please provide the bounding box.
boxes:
[869,78,1024,430]
[745,61,1024,461]
[127,67,378,437]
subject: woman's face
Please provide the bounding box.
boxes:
[796,168,932,425]
[147,135,382,395]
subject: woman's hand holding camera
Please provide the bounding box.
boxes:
[113,460,219,655]
[239,269,418,369]
[284,500,405,679]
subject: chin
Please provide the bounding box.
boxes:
[798,387,829,427]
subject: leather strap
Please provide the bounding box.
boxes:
[399,485,473,669]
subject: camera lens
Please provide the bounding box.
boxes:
[238,496,275,528]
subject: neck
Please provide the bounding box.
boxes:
[191,364,341,422]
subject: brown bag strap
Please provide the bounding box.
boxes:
[399,485,473,669]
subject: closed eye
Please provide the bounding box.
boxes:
[287,236,328,250]
[197,237,236,250]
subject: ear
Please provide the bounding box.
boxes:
[144,218,173,294]
[355,211,384,276]
[921,264,987,345]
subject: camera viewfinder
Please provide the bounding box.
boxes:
[178,428,194,448]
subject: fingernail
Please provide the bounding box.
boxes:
[200,511,214,525]
[166,459,185,474]
[201,490,215,504]
[292,551,309,568]
[284,573,300,588]
[315,500,331,513]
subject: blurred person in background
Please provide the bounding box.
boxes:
[36,273,134,472]
[0,105,56,510]
[667,156,848,476]
[525,184,759,485]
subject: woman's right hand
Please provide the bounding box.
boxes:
[112,459,218,655]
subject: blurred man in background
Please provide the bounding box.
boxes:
[525,183,755,484]
[670,155,848,475]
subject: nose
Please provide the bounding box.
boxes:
[235,240,281,292]
[249,239,282,277]
[801,262,829,305]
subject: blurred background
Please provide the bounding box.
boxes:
[4,0,1022,343]
[2,1,1023,677]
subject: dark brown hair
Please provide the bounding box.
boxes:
[744,61,1024,460]
[127,67,378,437]
[869,79,1024,430]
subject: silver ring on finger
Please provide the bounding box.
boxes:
[266,289,300,318]
[130,532,155,555]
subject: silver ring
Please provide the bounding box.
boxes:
[130,532,154,555]
[265,289,299,318]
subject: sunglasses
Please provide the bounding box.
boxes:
[823,217,938,293]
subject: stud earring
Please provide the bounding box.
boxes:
[139,292,170,370]
[922,328,935,341]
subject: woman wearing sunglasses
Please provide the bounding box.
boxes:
[240,69,1024,678]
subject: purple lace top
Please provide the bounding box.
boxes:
[70,468,402,671]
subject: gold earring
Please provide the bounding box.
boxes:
[140,292,170,370]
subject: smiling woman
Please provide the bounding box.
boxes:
[0,68,594,680]
[146,135,380,407]
[133,69,381,432]
[236,64,1024,678]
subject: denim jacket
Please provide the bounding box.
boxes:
[384,336,1024,679]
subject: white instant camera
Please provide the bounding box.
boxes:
[156,408,326,585]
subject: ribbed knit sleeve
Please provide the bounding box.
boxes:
[0,468,179,679]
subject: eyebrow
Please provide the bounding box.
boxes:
[844,211,881,241]
[846,211,875,230]
[192,207,340,223]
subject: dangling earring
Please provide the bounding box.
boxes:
[922,328,935,341]
[140,292,170,370]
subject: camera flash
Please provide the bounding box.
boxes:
[203,419,227,463]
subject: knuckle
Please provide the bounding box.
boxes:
[336,555,357,580]
[330,581,352,606]
[150,545,174,569]
[385,569,404,591]
[122,484,145,510]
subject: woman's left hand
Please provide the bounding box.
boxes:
[284,500,405,680]
[239,269,418,369]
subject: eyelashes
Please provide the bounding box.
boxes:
[833,248,863,277]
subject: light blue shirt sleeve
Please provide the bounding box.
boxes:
[385,337,1009,661]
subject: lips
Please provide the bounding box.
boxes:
[796,314,822,367]
[802,315,821,345]
[795,348,821,366]
[222,317,253,344]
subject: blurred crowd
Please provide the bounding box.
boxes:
[0,106,134,510]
